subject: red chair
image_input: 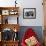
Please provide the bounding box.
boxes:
[21,28,41,46]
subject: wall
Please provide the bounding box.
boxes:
[18,0,44,26]
[0,0,44,26]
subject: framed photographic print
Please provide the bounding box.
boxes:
[9,9,18,15]
[23,8,36,19]
[2,10,9,15]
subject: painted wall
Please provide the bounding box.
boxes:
[18,0,44,26]
[0,0,44,26]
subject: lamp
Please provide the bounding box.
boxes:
[15,0,17,7]
[14,28,17,32]
[13,28,18,41]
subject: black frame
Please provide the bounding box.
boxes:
[23,8,36,19]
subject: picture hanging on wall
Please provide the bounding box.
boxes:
[23,8,36,19]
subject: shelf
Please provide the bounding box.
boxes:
[0,24,20,32]
[0,7,20,46]
[0,7,19,16]
[1,40,19,46]
[1,15,19,24]
[2,40,19,43]
[0,7,19,9]
[0,7,19,24]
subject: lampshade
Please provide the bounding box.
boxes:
[13,28,17,32]
[15,0,17,7]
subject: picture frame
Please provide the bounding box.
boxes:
[23,8,36,19]
[2,10,9,15]
[9,10,18,15]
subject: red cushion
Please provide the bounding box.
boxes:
[21,28,41,46]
